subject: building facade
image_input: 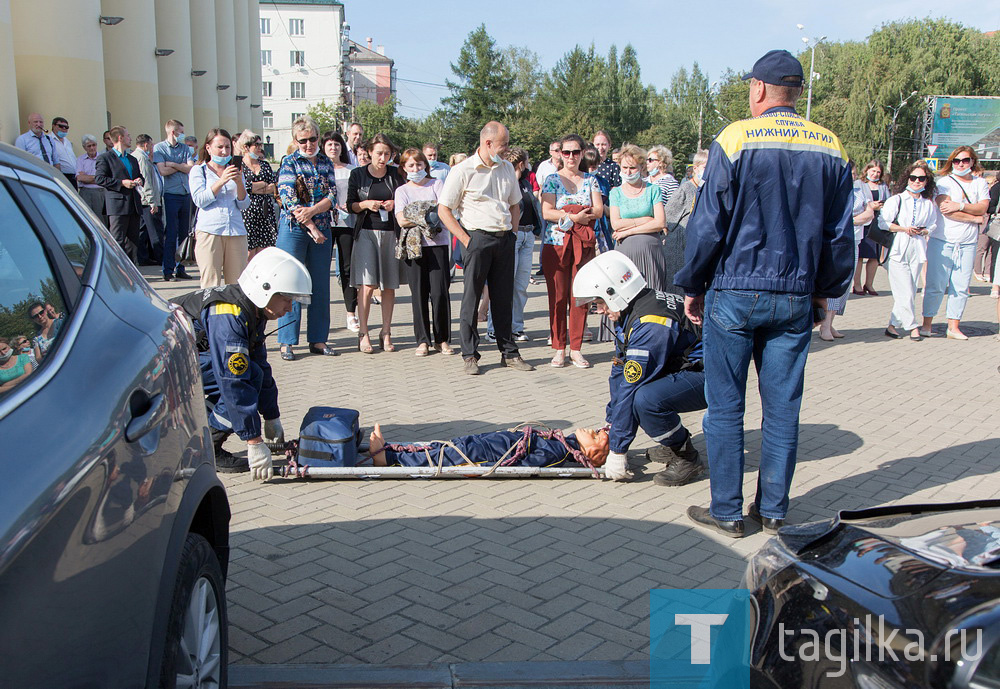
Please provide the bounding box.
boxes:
[259,0,345,156]
[346,37,396,114]
[2,0,264,148]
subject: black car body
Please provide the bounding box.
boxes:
[745,499,1000,688]
[0,143,231,687]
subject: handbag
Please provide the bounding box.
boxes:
[986,215,1000,242]
[175,231,195,263]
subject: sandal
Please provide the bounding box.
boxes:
[415,343,430,357]
[436,342,455,355]
[358,333,374,354]
[550,353,567,368]
[280,346,295,361]
[569,352,591,369]
[379,330,396,352]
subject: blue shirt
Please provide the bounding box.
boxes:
[115,148,134,178]
[14,131,57,165]
[428,160,451,181]
[153,140,194,196]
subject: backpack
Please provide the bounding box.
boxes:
[296,407,363,467]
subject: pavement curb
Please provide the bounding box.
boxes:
[230,659,650,688]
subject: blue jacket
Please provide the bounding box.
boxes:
[606,290,702,453]
[674,107,855,298]
[201,302,279,440]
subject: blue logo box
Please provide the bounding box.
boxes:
[650,589,753,689]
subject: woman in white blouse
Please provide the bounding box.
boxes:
[190,128,250,288]
[881,161,938,341]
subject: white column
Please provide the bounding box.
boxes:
[101,0,160,137]
[189,0,219,138]
[11,0,108,145]
[233,0,251,132]
[0,0,19,143]
[214,0,237,134]
[247,0,262,133]
[154,0,194,133]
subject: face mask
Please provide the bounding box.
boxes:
[172,132,184,143]
[906,185,923,194]
[406,170,427,182]
[246,151,258,160]
[210,154,232,166]
[56,130,67,139]
[867,172,880,182]
[623,170,641,183]
[490,153,503,164]
[0,349,12,364]
[647,167,659,177]
[953,166,972,177]
[20,345,31,353]
[188,146,196,156]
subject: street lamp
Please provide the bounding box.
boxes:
[797,25,826,121]
[885,90,919,175]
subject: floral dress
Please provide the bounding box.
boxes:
[241,161,278,250]
[541,173,598,246]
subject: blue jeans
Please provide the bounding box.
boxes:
[275,215,332,345]
[702,289,812,521]
[633,370,706,447]
[922,237,976,321]
[487,230,535,335]
[162,192,190,276]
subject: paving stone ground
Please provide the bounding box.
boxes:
[151,256,1000,668]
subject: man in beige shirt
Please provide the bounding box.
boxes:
[439,122,535,375]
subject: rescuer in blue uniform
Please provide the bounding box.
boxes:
[573,251,707,485]
[173,247,312,478]
[674,49,855,538]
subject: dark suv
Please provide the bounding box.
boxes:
[0,143,231,687]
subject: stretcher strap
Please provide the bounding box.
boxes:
[280,439,311,478]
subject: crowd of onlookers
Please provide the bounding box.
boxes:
[9,111,1000,375]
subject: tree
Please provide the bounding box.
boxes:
[306,100,342,135]
[443,25,520,152]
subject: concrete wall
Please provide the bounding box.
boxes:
[101,0,161,138]
[154,0,194,134]
[189,0,219,139]
[214,0,237,133]
[0,0,20,143]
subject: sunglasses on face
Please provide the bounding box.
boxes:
[909,175,927,182]
[646,158,659,163]
[954,157,973,164]
[30,312,45,319]
[55,124,69,130]
[296,136,318,145]
[562,149,581,156]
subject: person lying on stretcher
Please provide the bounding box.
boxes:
[368,424,609,469]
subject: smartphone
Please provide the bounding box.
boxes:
[230,155,243,168]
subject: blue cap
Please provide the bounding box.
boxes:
[742,49,804,87]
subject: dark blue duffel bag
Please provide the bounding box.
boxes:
[297,407,362,467]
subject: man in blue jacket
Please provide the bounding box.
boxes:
[574,252,707,486]
[674,49,854,538]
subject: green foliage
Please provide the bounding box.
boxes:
[0,277,61,340]
[306,100,342,136]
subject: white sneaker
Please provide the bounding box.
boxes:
[514,332,530,342]
[346,315,360,332]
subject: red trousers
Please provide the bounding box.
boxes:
[542,240,595,350]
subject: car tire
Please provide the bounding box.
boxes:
[159,533,228,689]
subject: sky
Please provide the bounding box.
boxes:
[341,0,1000,120]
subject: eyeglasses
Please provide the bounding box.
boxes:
[30,312,45,320]
[54,123,69,130]
[646,158,659,163]
[908,175,927,182]
[953,157,973,165]
[296,136,318,145]
[561,149,582,156]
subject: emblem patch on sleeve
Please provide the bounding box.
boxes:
[227,352,249,376]
[623,360,643,383]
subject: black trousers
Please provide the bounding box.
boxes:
[460,230,518,359]
[406,244,451,346]
[62,172,77,189]
[139,205,164,264]
[331,226,357,313]
[109,213,141,264]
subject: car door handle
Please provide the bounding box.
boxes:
[125,392,167,443]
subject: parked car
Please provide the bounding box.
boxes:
[745,499,1000,688]
[0,143,231,688]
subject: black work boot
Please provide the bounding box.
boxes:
[212,428,248,473]
[651,435,704,486]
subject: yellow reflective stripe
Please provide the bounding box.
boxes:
[638,315,669,326]
[717,114,848,164]
[211,303,241,317]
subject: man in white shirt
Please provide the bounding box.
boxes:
[534,140,561,193]
[346,122,364,167]
[438,121,535,376]
[48,117,78,187]
[423,143,450,181]
[14,113,58,168]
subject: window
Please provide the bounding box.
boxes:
[290,82,305,99]
[259,17,270,35]
[290,50,305,67]
[262,81,272,98]
[262,111,273,129]
[290,113,304,125]
[23,184,93,278]
[288,18,304,36]
[260,50,271,67]
[0,182,70,394]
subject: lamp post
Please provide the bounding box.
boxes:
[797,25,826,121]
[886,90,919,176]
[697,81,719,150]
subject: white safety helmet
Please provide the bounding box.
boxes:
[572,251,647,312]
[238,247,312,308]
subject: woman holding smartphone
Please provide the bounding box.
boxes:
[880,161,938,341]
[190,128,250,288]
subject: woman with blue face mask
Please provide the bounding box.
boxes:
[189,128,251,288]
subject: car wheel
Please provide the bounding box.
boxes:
[160,533,228,689]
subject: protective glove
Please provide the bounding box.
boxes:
[263,417,285,444]
[248,442,273,481]
[604,451,633,482]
